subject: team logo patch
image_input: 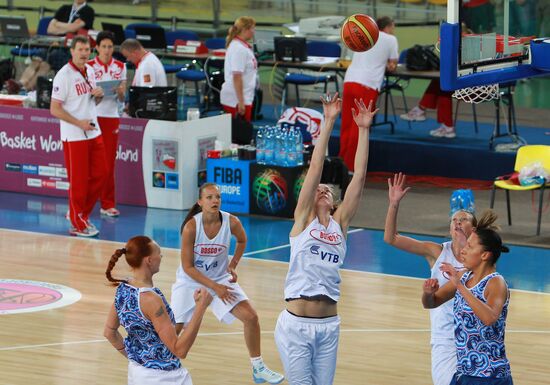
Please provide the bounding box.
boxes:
[0,279,81,314]
[309,229,343,245]
[194,244,227,257]
[143,74,151,83]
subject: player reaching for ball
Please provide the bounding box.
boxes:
[171,183,284,384]
[339,16,398,172]
[274,93,378,385]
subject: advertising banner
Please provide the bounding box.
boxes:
[0,106,148,206]
[207,158,252,214]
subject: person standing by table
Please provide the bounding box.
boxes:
[220,16,257,123]
[121,39,167,87]
[88,31,126,218]
[50,35,106,237]
[340,16,398,172]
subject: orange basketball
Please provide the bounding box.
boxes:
[341,14,379,52]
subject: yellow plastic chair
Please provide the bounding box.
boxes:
[490,145,550,236]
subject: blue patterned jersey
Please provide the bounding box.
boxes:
[454,271,511,378]
[115,283,181,370]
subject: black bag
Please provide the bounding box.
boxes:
[231,114,253,145]
[0,58,15,84]
[36,76,53,109]
[405,45,440,71]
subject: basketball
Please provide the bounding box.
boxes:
[341,14,379,52]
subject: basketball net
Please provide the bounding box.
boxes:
[452,83,500,104]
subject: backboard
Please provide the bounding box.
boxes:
[440,0,549,91]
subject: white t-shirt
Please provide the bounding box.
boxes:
[284,217,347,302]
[88,56,126,118]
[344,31,399,91]
[51,62,100,142]
[132,51,167,87]
[220,37,257,107]
[430,241,464,342]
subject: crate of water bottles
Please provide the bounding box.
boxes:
[255,123,304,167]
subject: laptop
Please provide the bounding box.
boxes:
[0,16,30,43]
[254,29,280,56]
[101,22,125,45]
[134,26,166,50]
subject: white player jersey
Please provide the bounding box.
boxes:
[51,61,100,142]
[88,57,126,118]
[430,241,464,342]
[344,31,399,91]
[132,51,167,87]
[176,211,232,285]
[220,37,257,106]
[284,217,347,302]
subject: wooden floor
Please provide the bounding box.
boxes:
[0,230,549,385]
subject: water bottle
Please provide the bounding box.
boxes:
[286,126,297,167]
[294,126,304,166]
[177,83,185,121]
[275,124,286,166]
[256,126,265,164]
[264,126,275,165]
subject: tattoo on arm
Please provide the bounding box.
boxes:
[155,306,165,318]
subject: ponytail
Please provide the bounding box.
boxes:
[225,16,255,48]
[105,248,129,286]
[181,202,202,233]
[474,210,509,265]
[105,236,155,285]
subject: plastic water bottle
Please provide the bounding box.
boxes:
[275,125,287,166]
[177,83,185,121]
[256,126,265,164]
[294,126,304,166]
[286,126,297,167]
[264,126,275,165]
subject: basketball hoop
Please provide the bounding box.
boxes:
[452,83,500,104]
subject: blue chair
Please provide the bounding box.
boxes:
[175,61,207,108]
[165,29,199,46]
[124,23,163,39]
[281,41,341,108]
[205,37,226,50]
[37,16,53,36]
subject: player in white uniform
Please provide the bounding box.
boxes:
[275,93,379,385]
[50,35,106,237]
[384,172,477,385]
[88,31,127,217]
[120,39,167,87]
[171,183,284,384]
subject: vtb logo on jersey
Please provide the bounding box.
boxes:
[194,243,227,257]
[195,259,218,271]
[310,245,340,263]
[309,229,343,245]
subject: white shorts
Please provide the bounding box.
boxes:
[274,310,340,385]
[128,360,192,385]
[171,277,248,324]
[431,340,457,385]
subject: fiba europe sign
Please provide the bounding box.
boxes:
[206,158,252,213]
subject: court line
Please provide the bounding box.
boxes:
[1,227,549,296]
[2,327,549,351]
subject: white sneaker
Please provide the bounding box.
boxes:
[100,207,120,217]
[430,125,456,138]
[400,106,426,121]
[252,365,284,384]
[69,226,99,238]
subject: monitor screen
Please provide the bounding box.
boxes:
[254,29,280,54]
[274,36,307,62]
[134,26,166,49]
[101,22,125,46]
[128,86,177,121]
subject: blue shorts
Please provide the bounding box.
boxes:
[449,372,513,385]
